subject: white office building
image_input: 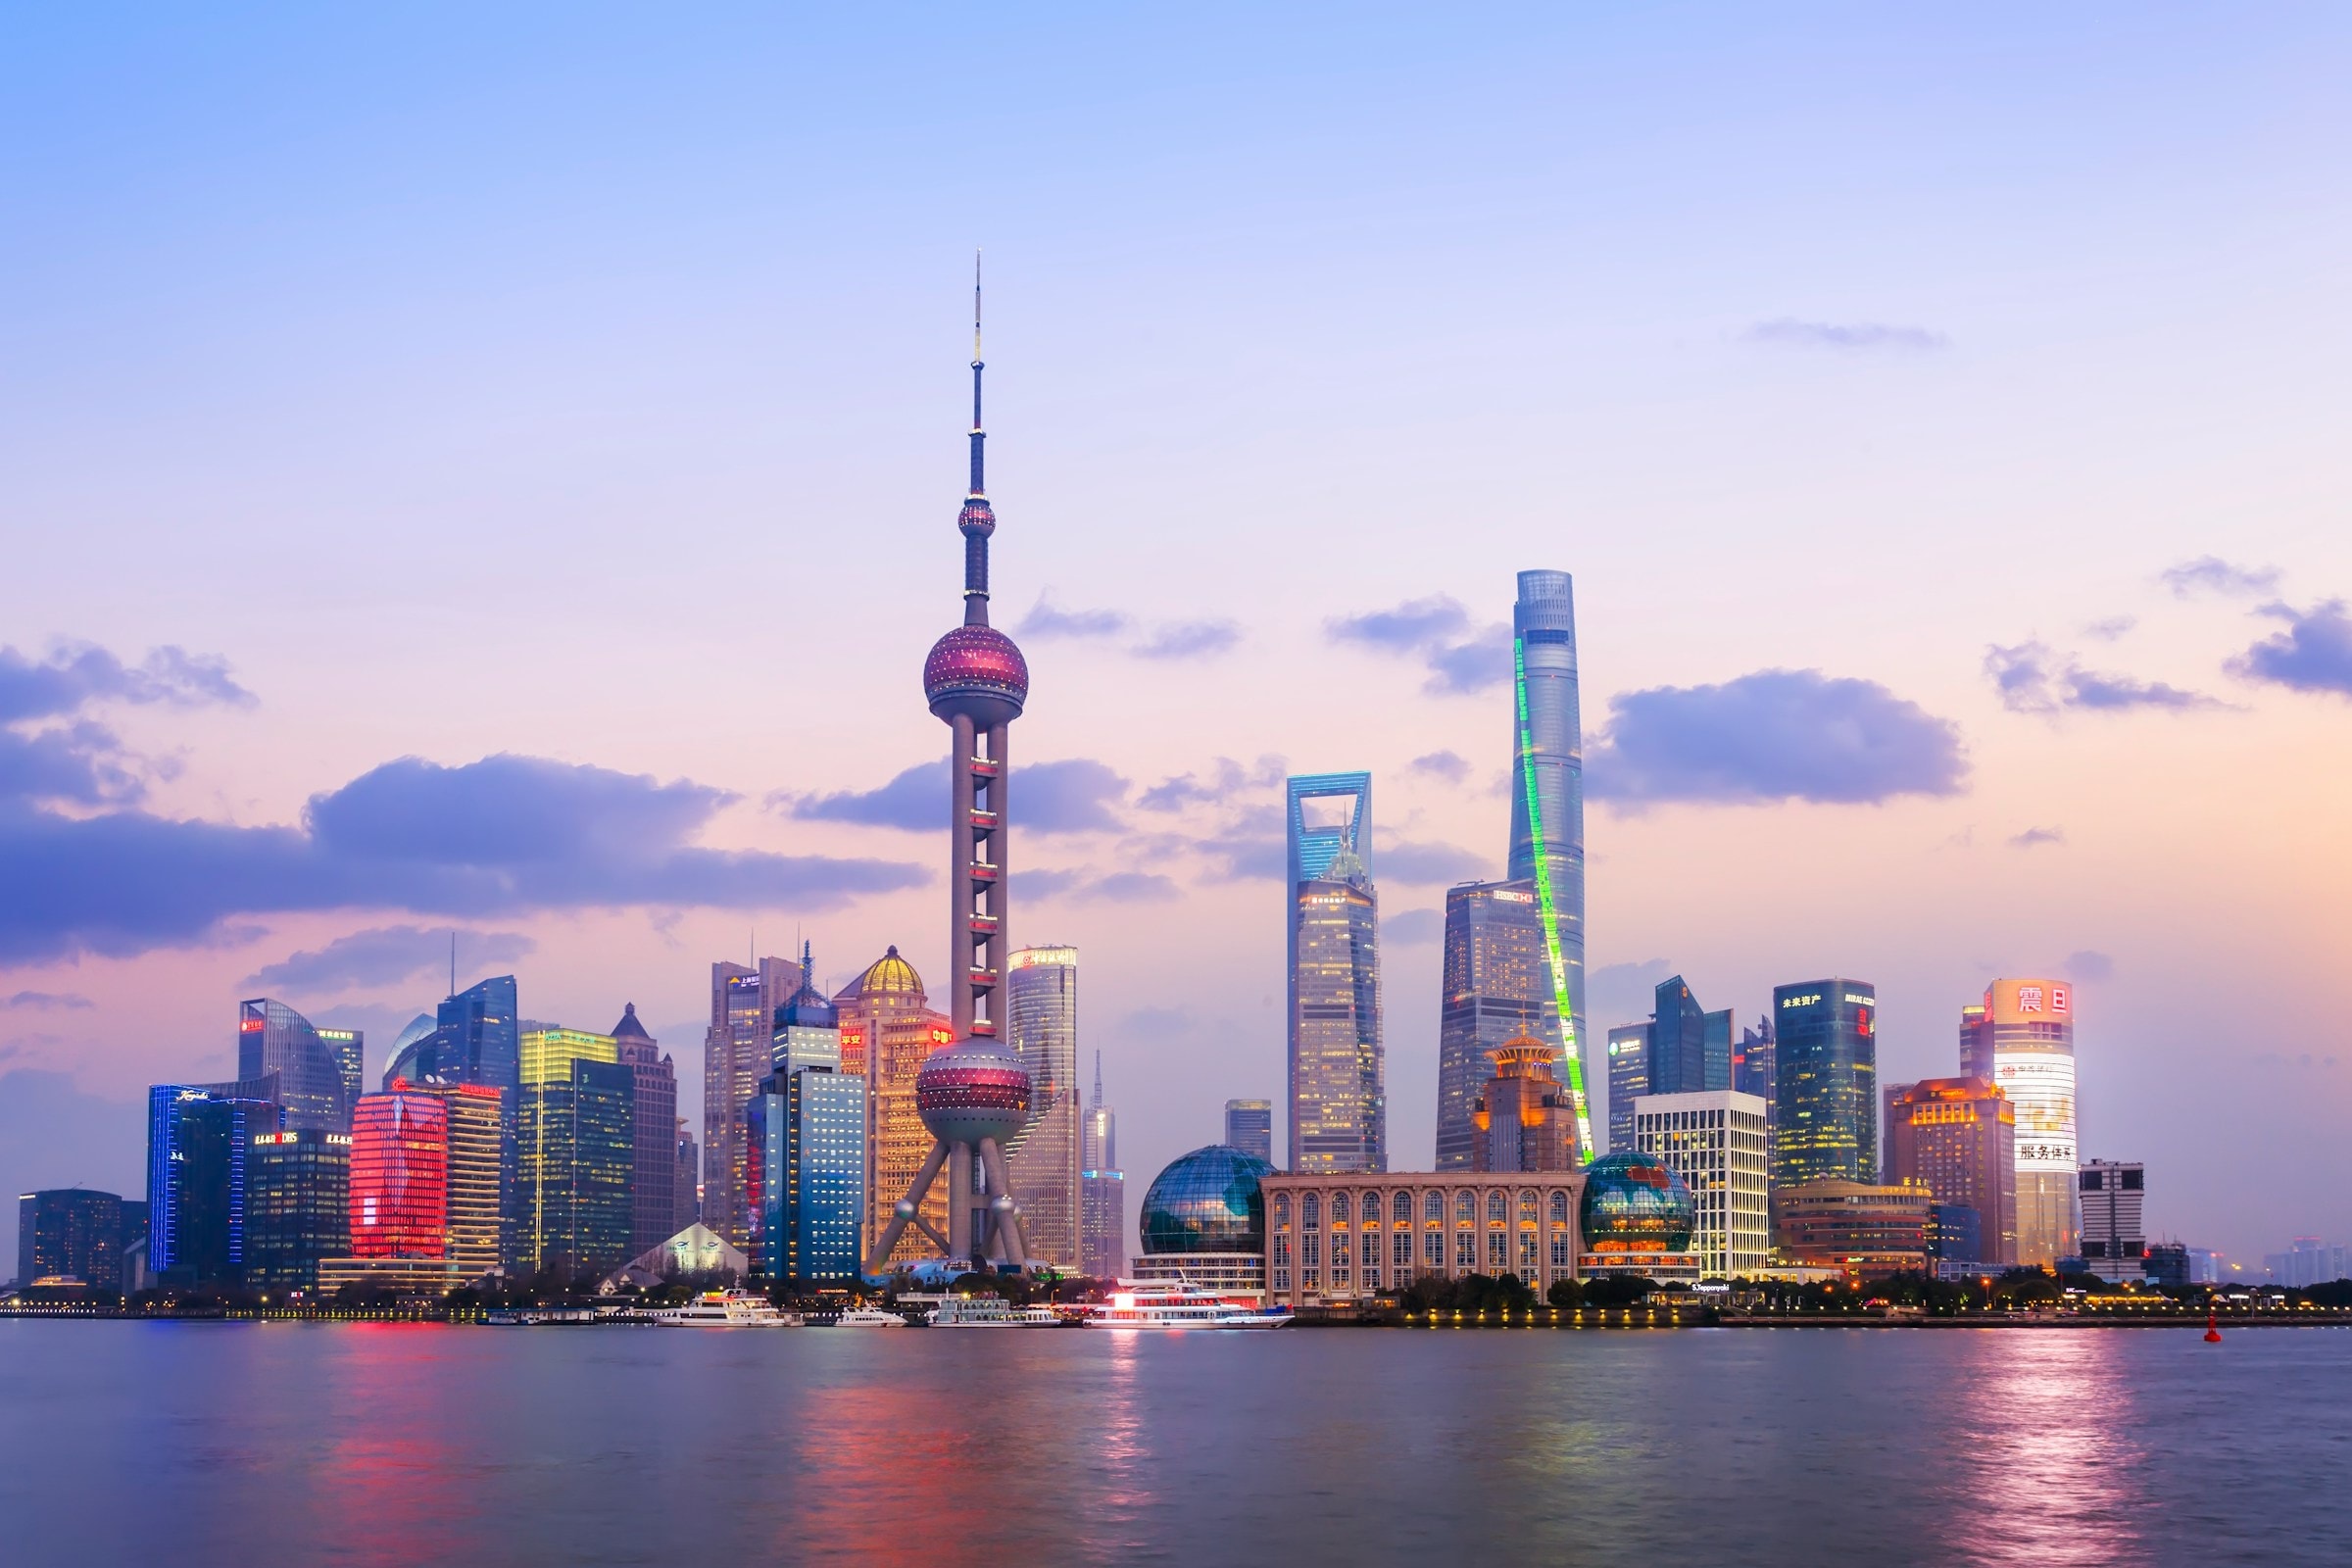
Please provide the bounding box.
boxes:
[1633,1090,1770,1280]
[2078,1160,2146,1284]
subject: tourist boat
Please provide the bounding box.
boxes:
[926,1295,1061,1328]
[653,1290,800,1327]
[1079,1279,1293,1330]
[821,1306,909,1328]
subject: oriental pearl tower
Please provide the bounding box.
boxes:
[864,258,1037,1275]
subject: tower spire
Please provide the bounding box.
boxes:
[969,249,985,498]
[956,248,997,627]
[1092,1049,1103,1108]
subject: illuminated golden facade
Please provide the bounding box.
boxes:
[1886,1075,2016,1266]
[833,948,952,1267]
[412,1080,506,1280]
[1468,1040,1577,1172]
[1261,1172,1586,1305]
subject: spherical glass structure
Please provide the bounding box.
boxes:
[915,1036,1032,1148]
[1579,1151,1696,1252]
[1139,1145,1276,1255]
[924,624,1029,720]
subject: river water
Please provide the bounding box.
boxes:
[3,1320,2344,1566]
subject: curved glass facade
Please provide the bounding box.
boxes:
[1139,1145,1276,1255]
[1579,1151,1695,1253]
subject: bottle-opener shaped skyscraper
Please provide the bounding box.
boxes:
[866,258,1037,1274]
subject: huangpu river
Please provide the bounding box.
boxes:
[4,1321,2346,1566]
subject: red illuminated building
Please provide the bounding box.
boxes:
[349,1088,450,1258]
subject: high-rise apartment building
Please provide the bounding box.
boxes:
[1505,569,1592,1159]
[2078,1160,2145,1284]
[1469,1042,1579,1172]
[519,1027,634,1276]
[238,999,362,1133]
[1287,772,1384,1174]
[1224,1099,1274,1165]
[1634,1090,1771,1280]
[834,948,952,1267]
[702,956,805,1249]
[16,1189,124,1291]
[1962,978,2080,1266]
[147,1076,283,1287]
[348,1090,448,1258]
[243,1129,351,1288]
[1435,880,1557,1169]
[1885,1077,2016,1265]
[410,1081,505,1280]
[2264,1239,2352,1288]
[1605,1024,1650,1155]
[1648,976,1732,1095]
[1773,981,1879,1187]
[1004,946,1081,1270]
[1081,1053,1124,1280]
[609,1004,678,1256]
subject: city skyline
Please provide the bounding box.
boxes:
[7,11,2352,1271]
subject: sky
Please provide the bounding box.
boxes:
[5,5,2350,1269]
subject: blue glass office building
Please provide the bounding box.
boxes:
[1286,773,1385,1173]
[755,1069,868,1283]
[238,998,362,1133]
[1773,980,1879,1186]
[147,1077,284,1286]
[1506,571,1585,1062]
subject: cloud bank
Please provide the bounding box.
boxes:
[241,925,539,997]
[1328,597,1513,694]
[782,757,1130,834]
[2161,557,2279,599]
[1985,642,2227,714]
[2232,601,2352,698]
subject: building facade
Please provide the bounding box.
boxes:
[519,1028,634,1276]
[1605,1024,1650,1156]
[1773,980,1880,1187]
[1648,976,1732,1096]
[1774,1180,1931,1278]
[348,1090,448,1258]
[1223,1099,1274,1165]
[243,1129,351,1288]
[1734,1013,1775,1123]
[834,948,953,1267]
[1004,946,1081,1270]
[1962,978,2080,1267]
[1505,570,1587,1098]
[1081,1053,1124,1280]
[1885,1076,2017,1266]
[701,956,804,1250]
[2078,1160,2145,1284]
[1288,773,1385,1173]
[609,1004,678,1257]
[749,960,866,1283]
[1261,1171,1588,1306]
[238,999,362,1134]
[411,1081,504,1279]
[147,1076,283,1287]
[16,1189,124,1291]
[1632,1090,1770,1279]
[1435,879,1558,1170]
[1137,1146,1274,1300]
[1469,1042,1579,1172]
[673,1128,700,1234]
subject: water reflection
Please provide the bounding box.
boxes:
[1955,1332,2146,1565]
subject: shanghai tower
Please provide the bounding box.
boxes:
[864,259,1038,1273]
[1505,569,1592,1159]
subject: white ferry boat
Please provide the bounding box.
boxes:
[1080,1279,1293,1330]
[653,1290,800,1327]
[927,1296,1062,1328]
[823,1306,908,1328]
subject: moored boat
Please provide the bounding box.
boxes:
[1078,1279,1293,1330]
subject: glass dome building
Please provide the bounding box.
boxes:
[1138,1145,1276,1256]
[1579,1151,1696,1253]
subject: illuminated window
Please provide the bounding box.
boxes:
[1273,1194,1290,1224]
[1518,1231,1538,1280]
[1519,1189,1538,1219]
[1487,1191,1506,1223]
[1331,1193,1349,1224]
[1425,1192,1444,1222]
[1487,1230,1508,1271]
[1393,1231,1411,1267]
[1301,1194,1320,1229]
[1454,1231,1476,1270]
[1548,1191,1568,1224]
[1455,1193,1475,1222]
[1550,1234,1571,1270]
[1361,1191,1382,1223]
[1424,1230,1443,1268]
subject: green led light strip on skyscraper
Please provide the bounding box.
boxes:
[1513,635,1595,1163]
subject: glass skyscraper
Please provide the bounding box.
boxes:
[1605,1024,1650,1155]
[1649,975,1733,1096]
[146,1076,284,1287]
[1005,946,1081,1270]
[1772,980,1879,1187]
[703,956,803,1250]
[610,1004,678,1255]
[349,1090,448,1258]
[238,999,362,1133]
[519,1028,635,1277]
[1287,772,1384,1173]
[16,1189,124,1292]
[1080,1053,1124,1280]
[1505,569,1592,1159]
[1963,977,2080,1266]
[243,1128,351,1287]
[1223,1099,1274,1165]
[748,958,867,1283]
[1435,880,1556,1169]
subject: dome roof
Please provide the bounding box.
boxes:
[924,624,1029,719]
[611,1003,651,1041]
[1139,1145,1276,1256]
[835,945,923,1003]
[1579,1151,1696,1253]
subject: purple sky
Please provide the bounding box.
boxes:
[6,6,2351,1269]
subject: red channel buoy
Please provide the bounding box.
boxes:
[2204,1309,2223,1344]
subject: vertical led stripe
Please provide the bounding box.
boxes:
[1514,636,1594,1162]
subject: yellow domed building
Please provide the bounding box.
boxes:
[833,946,955,1267]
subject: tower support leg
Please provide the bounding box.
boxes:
[978,1137,1029,1270]
[864,1138,950,1276]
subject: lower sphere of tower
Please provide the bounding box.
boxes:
[916,1036,1033,1149]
